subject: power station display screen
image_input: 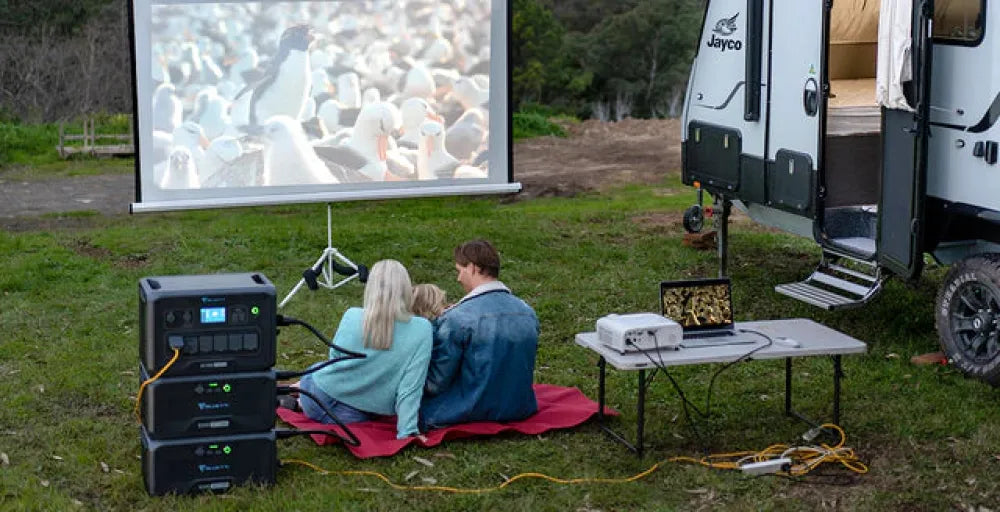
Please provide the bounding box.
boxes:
[200,307,226,324]
[129,0,515,213]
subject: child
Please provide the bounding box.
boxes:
[411,283,448,320]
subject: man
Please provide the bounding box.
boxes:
[420,239,539,429]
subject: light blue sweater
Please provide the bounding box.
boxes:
[312,307,433,438]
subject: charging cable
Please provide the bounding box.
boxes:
[282,423,866,493]
[276,385,361,446]
[134,340,183,423]
[276,314,366,359]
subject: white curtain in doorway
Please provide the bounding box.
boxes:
[876,0,915,111]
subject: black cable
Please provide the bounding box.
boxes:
[276,314,366,359]
[275,429,357,441]
[629,328,776,462]
[277,385,362,447]
[274,354,361,381]
[632,335,711,460]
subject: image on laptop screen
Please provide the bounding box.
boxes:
[660,278,734,331]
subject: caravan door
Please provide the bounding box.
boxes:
[764,0,829,217]
[877,0,934,280]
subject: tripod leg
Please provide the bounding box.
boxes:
[279,278,309,309]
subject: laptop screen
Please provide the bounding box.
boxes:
[660,278,734,331]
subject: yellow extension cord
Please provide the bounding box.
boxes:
[133,348,181,423]
[282,423,868,494]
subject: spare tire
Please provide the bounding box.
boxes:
[935,255,1000,386]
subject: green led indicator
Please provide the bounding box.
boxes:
[209,444,218,449]
[208,383,218,388]
[251,306,260,315]
[222,384,232,393]
[223,446,232,455]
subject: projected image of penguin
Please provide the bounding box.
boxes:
[236,24,315,127]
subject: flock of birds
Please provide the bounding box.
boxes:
[149,1,493,189]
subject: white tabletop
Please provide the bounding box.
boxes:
[575,318,867,371]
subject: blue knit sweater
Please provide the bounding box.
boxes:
[311,307,433,438]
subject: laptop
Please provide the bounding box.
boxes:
[660,277,754,348]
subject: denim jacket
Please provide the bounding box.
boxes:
[419,283,539,429]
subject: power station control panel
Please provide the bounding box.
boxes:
[139,273,277,376]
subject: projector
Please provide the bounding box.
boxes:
[596,313,682,353]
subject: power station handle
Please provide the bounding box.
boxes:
[803,78,819,117]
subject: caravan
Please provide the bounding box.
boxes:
[681,0,1000,384]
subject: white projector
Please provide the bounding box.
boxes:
[596,313,682,353]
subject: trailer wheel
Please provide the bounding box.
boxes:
[683,205,704,234]
[935,255,1000,386]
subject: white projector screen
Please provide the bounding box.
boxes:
[129,0,516,213]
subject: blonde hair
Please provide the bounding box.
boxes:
[411,284,447,319]
[362,260,413,350]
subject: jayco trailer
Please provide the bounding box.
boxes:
[681,0,1000,384]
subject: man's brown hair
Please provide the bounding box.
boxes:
[454,239,500,278]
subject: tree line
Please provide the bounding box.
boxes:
[0,0,705,123]
[514,0,705,119]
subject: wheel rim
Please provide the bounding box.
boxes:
[949,281,1000,363]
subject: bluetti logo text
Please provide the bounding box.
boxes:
[707,13,743,52]
[198,464,231,473]
[197,402,231,411]
[201,297,225,304]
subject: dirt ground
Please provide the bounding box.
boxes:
[514,118,682,199]
[0,119,683,228]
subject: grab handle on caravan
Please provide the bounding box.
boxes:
[744,0,764,122]
[803,78,819,117]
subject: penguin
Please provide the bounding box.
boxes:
[235,25,315,127]
[152,84,183,133]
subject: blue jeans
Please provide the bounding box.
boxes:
[298,368,373,425]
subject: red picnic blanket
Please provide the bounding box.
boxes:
[276,384,617,458]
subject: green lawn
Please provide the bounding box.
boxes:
[1,176,998,511]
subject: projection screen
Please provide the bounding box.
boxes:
[129,0,516,213]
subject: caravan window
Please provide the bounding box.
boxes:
[933,0,985,45]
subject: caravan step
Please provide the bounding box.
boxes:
[775,252,884,311]
[775,282,863,310]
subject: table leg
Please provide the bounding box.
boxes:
[785,357,792,417]
[598,357,607,424]
[637,369,646,458]
[833,355,842,425]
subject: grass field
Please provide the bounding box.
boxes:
[1,173,999,511]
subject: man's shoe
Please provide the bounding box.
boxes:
[277,395,301,412]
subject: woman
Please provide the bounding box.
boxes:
[294,259,432,439]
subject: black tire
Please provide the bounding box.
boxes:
[935,254,1000,386]
[683,205,704,234]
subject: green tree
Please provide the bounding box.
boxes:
[568,0,705,118]
[511,0,576,108]
[0,0,117,35]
